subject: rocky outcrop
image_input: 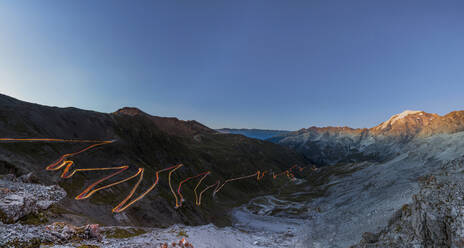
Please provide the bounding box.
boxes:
[353,160,464,248]
[0,176,66,223]
[0,222,287,248]
[0,222,102,247]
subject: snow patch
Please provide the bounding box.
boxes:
[379,110,423,129]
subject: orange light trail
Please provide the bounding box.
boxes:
[176,171,210,208]
[213,171,260,196]
[1,138,313,212]
[112,164,182,213]
[0,138,114,143]
[257,170,267,181]
[194,172,211,206]
[74,166,136,199]
[196,181,219,206]
[272,164,300,179]
[167,164,184,209]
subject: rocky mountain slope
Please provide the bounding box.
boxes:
[270,110,464,165]
[256,109,464,247]
[292,131,464,247]
[0,94,308,229]
[216,128,290,140]
[353,160,464,247]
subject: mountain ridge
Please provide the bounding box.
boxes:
[270,109,464,165]
[115,107,216,137]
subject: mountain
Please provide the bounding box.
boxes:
[270,110,464,165]
[216,128,291,140]
[0,94,308,227]
[268,110,464,246]
[116,107,216,137]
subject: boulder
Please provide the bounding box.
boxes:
[0,177,66,223]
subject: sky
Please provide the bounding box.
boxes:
[0,1,463,130]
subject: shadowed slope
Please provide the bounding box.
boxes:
[0,94,308,227]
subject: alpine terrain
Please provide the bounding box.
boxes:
[2,96,464,247]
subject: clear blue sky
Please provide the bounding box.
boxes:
[1,1,463,130]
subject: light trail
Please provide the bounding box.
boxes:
[112,164,183,213]
[257,170,267,181]
[0,138,114,143]
[196,181,219,206]
[74,166,138,199]
[0,138,312,212]
[272,164,300,179]
[213,171,260,196]
[167,164,184,209]
[194,172,211,206]
[176,171,210,208]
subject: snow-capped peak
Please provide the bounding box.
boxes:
[379,110,424,130]
[395,110,423,119]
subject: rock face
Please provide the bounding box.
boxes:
[0,177,66,223]
[270,110,464,165]
[353,160,464,248]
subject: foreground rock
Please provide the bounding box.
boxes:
[67,224,286,248]
[0,222,102,247]
[353,160,464,247]
[0,177,66,223]
[1,222,298,248]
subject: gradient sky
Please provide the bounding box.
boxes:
[1,1,463,130]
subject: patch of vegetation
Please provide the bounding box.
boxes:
[103,227,147,239]
[3,238,41,248]
[48,205,74,215]
[0,209,9,224]
[88,190,120,205]
[177,230,188,237]
[0,160,20,175]
[19,212,48,225]
[401,204,411,217]
[58,173,86,197]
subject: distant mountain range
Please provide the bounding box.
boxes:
[270,110,464,165]
[216,128,291,140]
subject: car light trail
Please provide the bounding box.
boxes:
[213,171,260,196]
[194,172,211,206]
[196,181,219,206]
[0,138,311,212]
[112,164,184,213]
[176,171,210,208]
[168,163,184,209]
